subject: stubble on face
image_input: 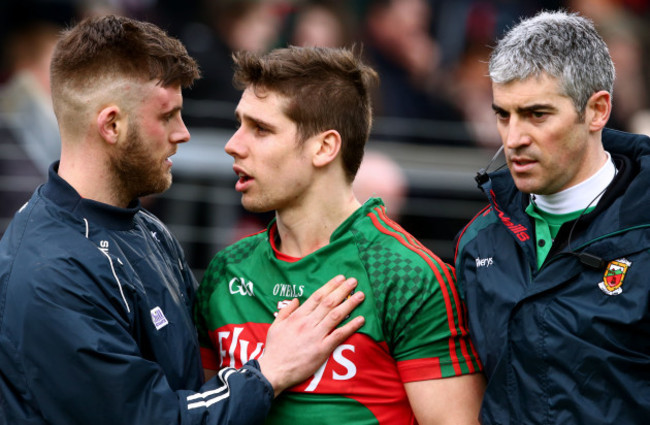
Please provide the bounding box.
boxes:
[108,119,172,203]
[493,76,596,196]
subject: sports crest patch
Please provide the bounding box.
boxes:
[598,258,631,296]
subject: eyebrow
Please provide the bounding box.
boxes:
[164,105,183,116]
[492,103,558,114]
[234,111,278,131]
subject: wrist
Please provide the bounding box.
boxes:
[257,357,285,398]
[241,359,276,400]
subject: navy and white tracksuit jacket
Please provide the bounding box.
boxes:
[455,128,650,424]
[0,163,272,425]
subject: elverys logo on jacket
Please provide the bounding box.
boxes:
[598,258,631,296]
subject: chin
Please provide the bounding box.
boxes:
[140,177,172,198]
[241,198,273,214]
[513,183,536,195]
[242,204,267,214]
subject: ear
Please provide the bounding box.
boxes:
[586,90,611,132]
[96,105,123,145]
[312,130,342,168]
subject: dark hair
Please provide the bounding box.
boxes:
[50,14,200,93]
[232,46,379,182]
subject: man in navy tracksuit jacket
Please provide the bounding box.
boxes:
[0,15,364,425]
[455,11,650,424]
[0,163,274,424]
[456,128,650,424]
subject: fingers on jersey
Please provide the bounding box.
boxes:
[301,275,363,320]
[259,275,365,397]
[298,274,348,314]
[273,298,300,320]
[314,278,366,348]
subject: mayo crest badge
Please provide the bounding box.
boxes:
[598,258,631,296]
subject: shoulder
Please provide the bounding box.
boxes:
[199,230,268,290]
[137,209,183,251]
[351,210,455,293]
[3,204,106,277]
[1,197,128,293]
[216,230,268,262]
[457,205,497,244]
[354,207,442,262]
[1,238,125,333]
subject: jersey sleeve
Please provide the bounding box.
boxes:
[9,259,272,425]
[388,254,480,382]
[358,214,482,383]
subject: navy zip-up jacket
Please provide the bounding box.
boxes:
[0,163,272,425]
[455,128,650,424]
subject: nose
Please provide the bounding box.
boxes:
[503,117,530,150]
[172,117,191,144]
[224,127,245,158]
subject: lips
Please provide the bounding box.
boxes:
[165,150,177,166]
[509,156,537,173]
[233,165,253,192]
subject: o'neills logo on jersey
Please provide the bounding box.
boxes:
[598,258,631,296]
[273,283,305,298]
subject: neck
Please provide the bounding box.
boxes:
[532,151,616,214]
[58,144,131,208]
[274,187,361,258]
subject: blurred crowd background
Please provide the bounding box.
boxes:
[1,0,649,275]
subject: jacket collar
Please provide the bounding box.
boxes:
[478,129,650,263]
[41,161,141,231]
[480,128,650,221]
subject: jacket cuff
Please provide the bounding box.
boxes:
[242,359,274,401]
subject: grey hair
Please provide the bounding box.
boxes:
[489,10,615,119]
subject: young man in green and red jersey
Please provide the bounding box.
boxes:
[195,46,485,425]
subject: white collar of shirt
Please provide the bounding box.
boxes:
[531,151,616,215]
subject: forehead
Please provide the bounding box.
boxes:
[492,74,568,108]
[137,81,183,112]
[236,87,291,120]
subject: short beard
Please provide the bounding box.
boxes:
[108,120,171,204]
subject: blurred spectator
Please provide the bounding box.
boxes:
[0,20,62,236]
[431,0,559,68]
[284,0,357,47]
[443,1,500,149]
[438,1,563,149]
[353,150,408,222]
[180,0,291,128]
[601,24,647,131]
[450,42,501,149]
[361,0,473,145]
[567,0,650,132]
[630,110,650,137]
[0,23,61,171]
[209,0,289,53]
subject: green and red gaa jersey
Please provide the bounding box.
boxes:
[195,198,481,424]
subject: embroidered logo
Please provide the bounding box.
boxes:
[475,257,494,268]
[229,277,255,297]
[272,283,304,298]
[598,258,631,296]
[151,306,169,330]
[491,193,530,242]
